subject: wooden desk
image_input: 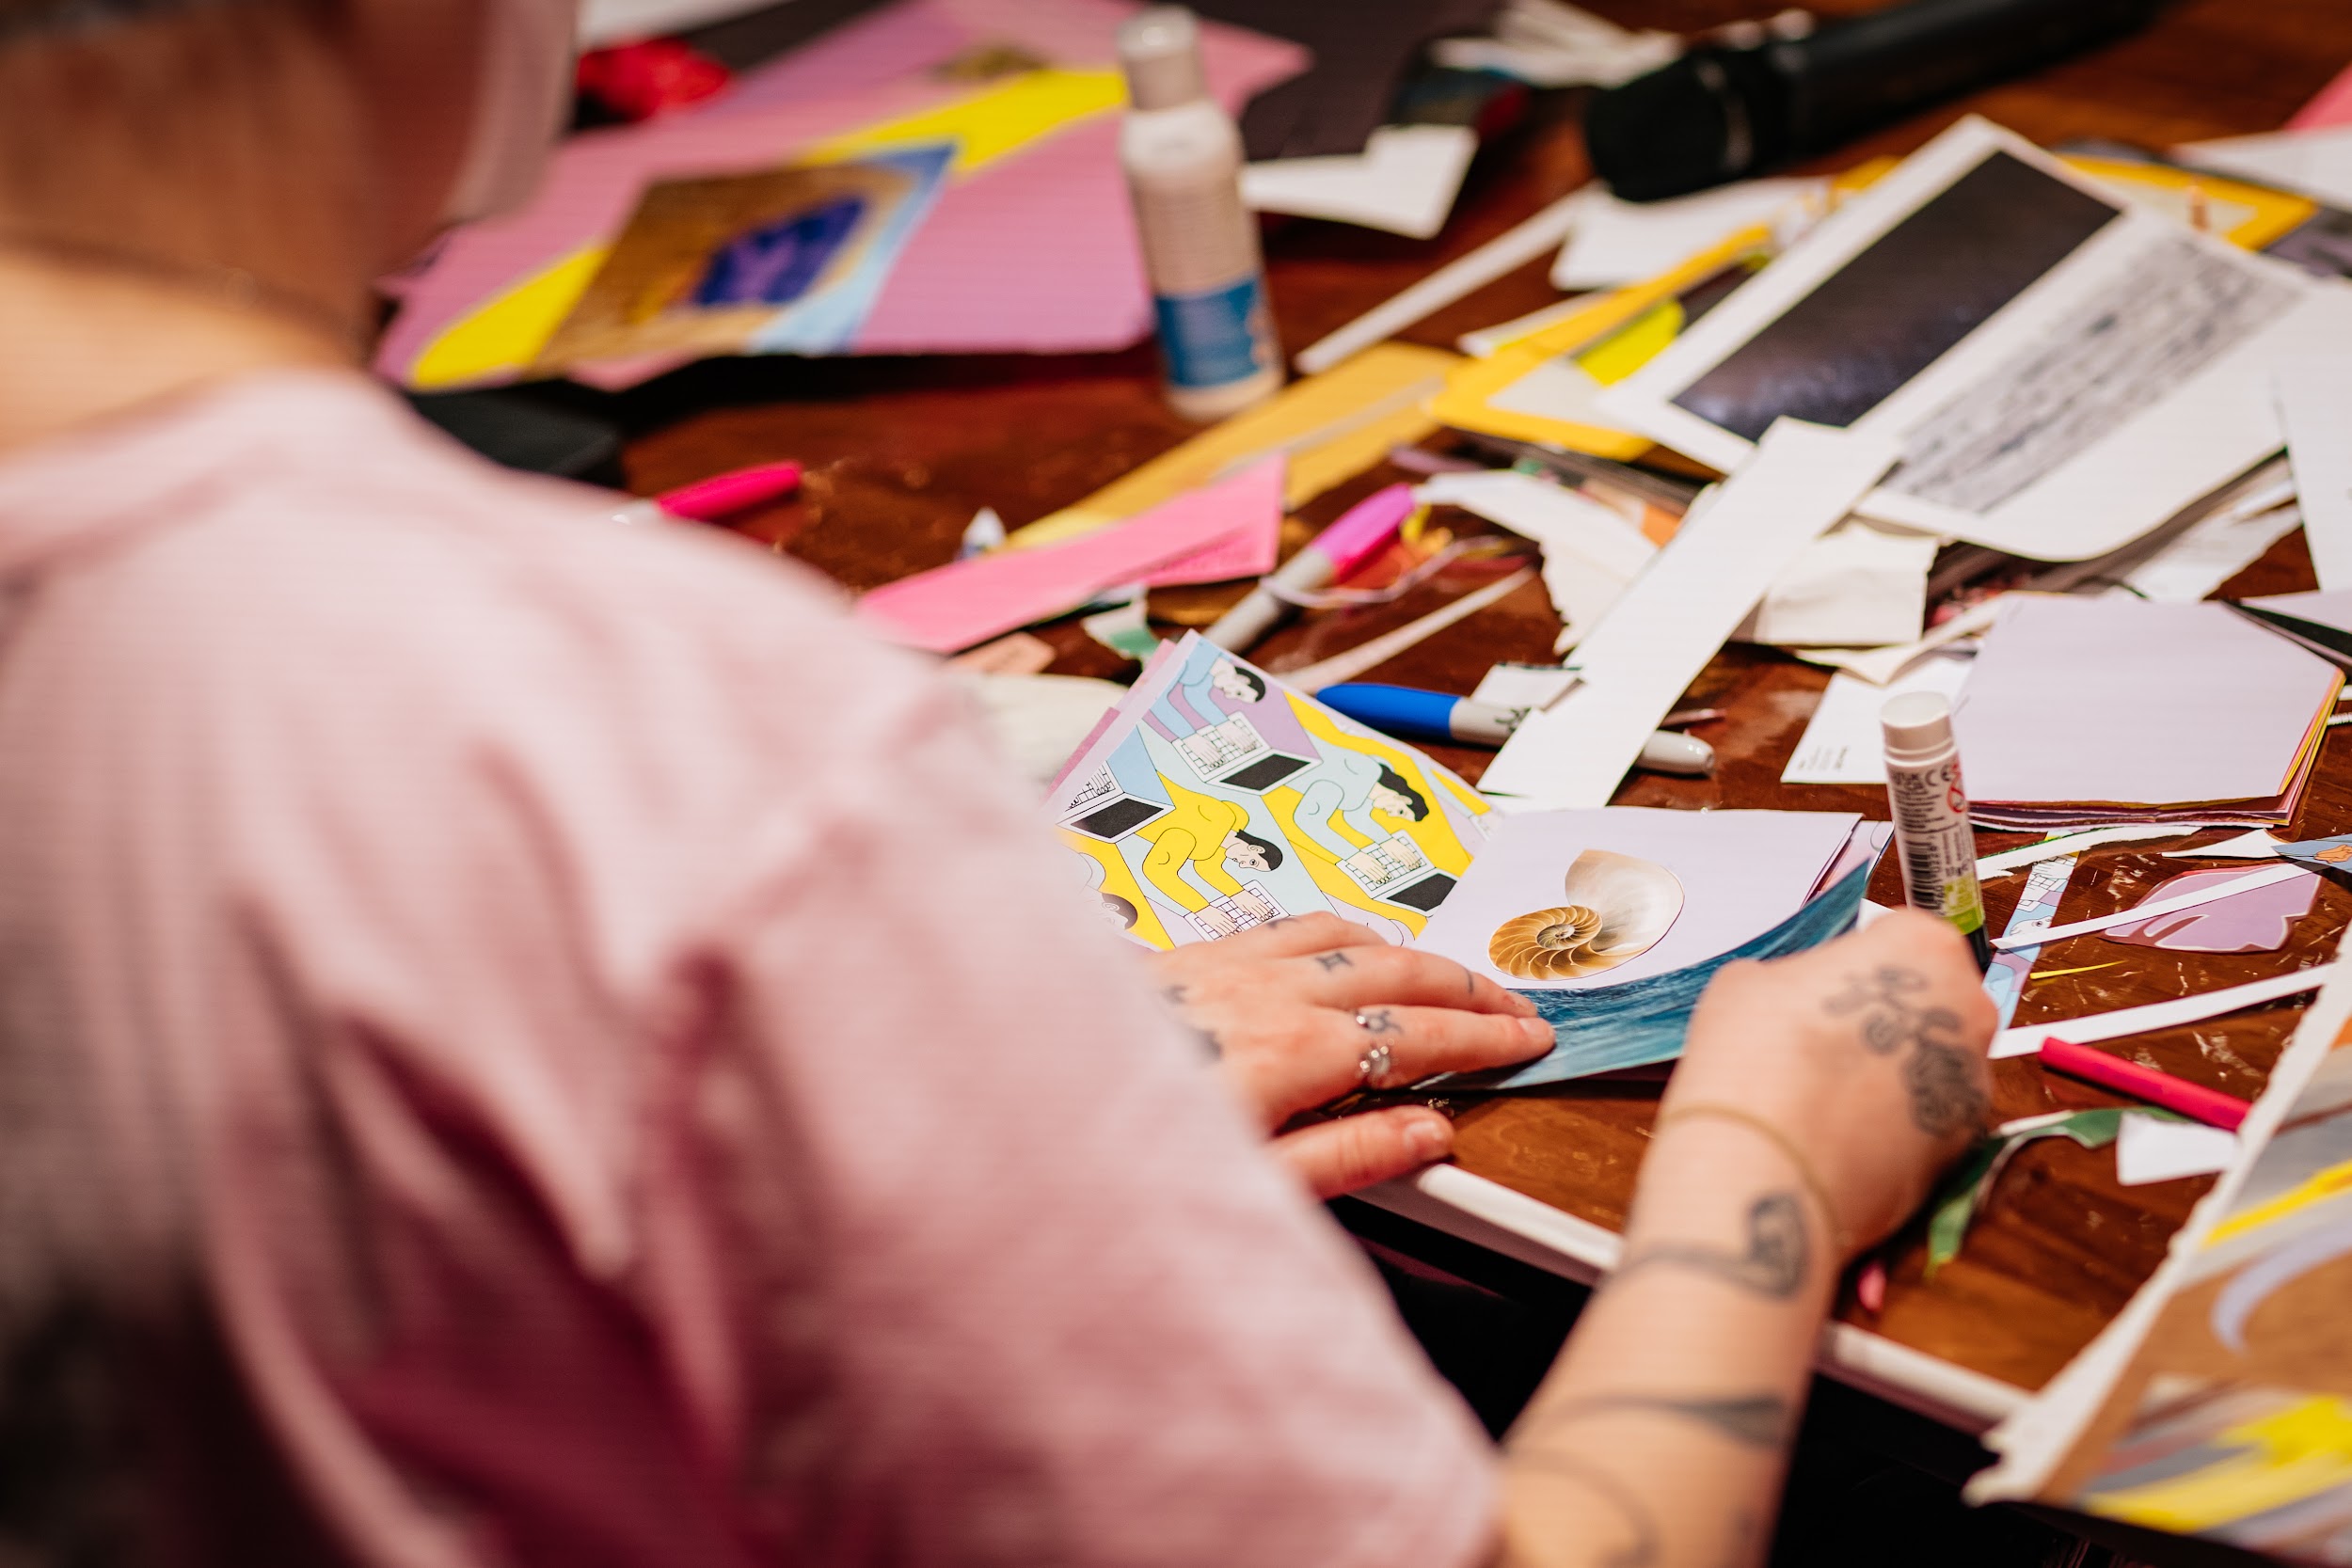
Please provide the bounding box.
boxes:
[619,0,2352,1426]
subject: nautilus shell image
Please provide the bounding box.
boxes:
[1488,849,1685,981]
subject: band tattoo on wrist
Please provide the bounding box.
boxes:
[1614,1192,1810,1300]
[1529,1389,1794,1450]
[1503,1449,1660,1568]
[1824,966,1988,1138]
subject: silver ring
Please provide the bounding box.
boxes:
[1355,1014,1392,1089]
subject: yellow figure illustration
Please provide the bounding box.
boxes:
[1272,696,1474,876]
[1132,780,1283,912]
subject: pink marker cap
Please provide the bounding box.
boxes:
[655,460,804,522]
[1311,483,1421,579]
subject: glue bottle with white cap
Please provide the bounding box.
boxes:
[1116,6,1283,420]
[1881,690,1993,971]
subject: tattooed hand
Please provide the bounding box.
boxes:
[1142,913,1551,1199]
[1663,911,1995,1262]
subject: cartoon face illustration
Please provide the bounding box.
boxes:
[1224,834,1271,872]
[1208,660,1265,703]
[1368,766,1431,822]
[1098,893,1140,930]
[1222,830,1283,873]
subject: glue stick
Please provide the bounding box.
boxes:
[1881,690,1993,971]
[1116,7,1283,420]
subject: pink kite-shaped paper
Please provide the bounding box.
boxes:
[2102,865,2320,954]
[855,457,1285,654]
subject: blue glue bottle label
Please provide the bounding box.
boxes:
[1153,277,1271,389]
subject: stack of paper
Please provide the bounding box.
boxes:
[1951,597,2342,829]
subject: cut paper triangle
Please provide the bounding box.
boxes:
[855,457,1286,655]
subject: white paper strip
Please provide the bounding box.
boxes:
[1974,822,2223,879]
[1482,420,1899,806]
[1989,863,2309,952]
[1988,962,2337,1059]
[2279,357,2352,593]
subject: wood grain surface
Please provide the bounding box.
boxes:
[618,0,2352,1399]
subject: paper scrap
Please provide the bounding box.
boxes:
[2161,829,2282,860]
[1430,0,1678,88]
[1738,516,1939,649]
[1081,590,1157,663]
[2101,865,2319,954]
[955,672,1128,786]
[1550,178,1820,291]
[858,459,1284,655]
[1471,661,1581,714]
[1482,420,1900,806]
[1977,823,2221,879]
[2278,357,2352,591]
[1419,468,1655,650]
[1799,596,2005,686]
[1782,652,1971,787]
[1987,961,2337,1059]
[959,506,1008,560]
[2113,1112,2237,1186]
[1242,123,1478,240]
[1991,863,2309,951]
[1984,852,2080,1029]
[2179,124,2352,212]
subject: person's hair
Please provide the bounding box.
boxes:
[1216,663,1266,702]
[1230,830,1283,871]
[1099,893,1138,929]
[1374,765,1428,820]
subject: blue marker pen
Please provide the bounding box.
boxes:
[1318,683,1714,774]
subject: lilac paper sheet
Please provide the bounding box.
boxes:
[1951,597,2340,808]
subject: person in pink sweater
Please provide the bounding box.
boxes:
[0,3,1994,1566]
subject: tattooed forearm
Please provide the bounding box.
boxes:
[1525,1390,1794,1450]
[1824,966,1989,1137]
[1613,1193,1811,1300]
[1503,1449,1661,1568]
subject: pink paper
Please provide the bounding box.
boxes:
[2103,865,2321,954]
[1140,457,1284,587]
[856,460,1286,654]
[2292,63,2352,131]
[377,0,1308,388]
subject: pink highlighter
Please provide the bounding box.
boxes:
[611,460,803,526]
[2038,1037,2254,1132]
[1203,483,1419,653]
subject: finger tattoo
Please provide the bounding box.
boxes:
[1614,1193,1809,1300]
[1358,1007,1401,1036]
[1313,951,1353,972]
